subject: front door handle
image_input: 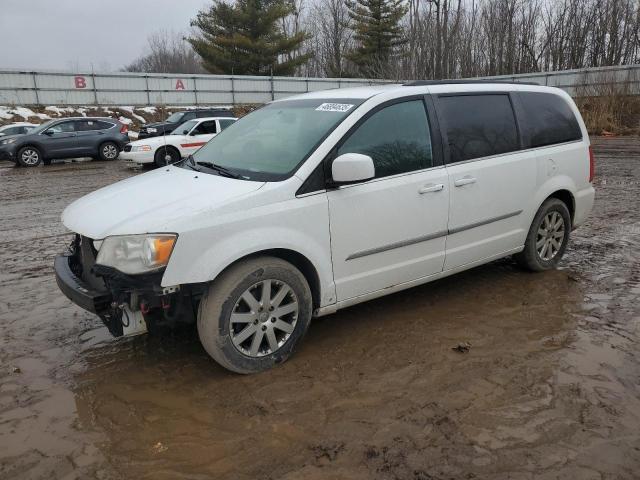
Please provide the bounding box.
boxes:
[454,176,477,187]
[419,183,444,194]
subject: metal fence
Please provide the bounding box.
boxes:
[0,64,639,107]
[0,70,391,106]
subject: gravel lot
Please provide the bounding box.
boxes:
[1,138,639,480]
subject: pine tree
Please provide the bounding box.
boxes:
[346,0,407,78]
[188,0,311,76]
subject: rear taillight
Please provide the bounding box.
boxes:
[589,145,595,183]
[119,123,128,134]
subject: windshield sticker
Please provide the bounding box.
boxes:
[315,103,354,113]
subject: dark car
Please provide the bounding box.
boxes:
[138,108,235,139]
[0,117,129,167]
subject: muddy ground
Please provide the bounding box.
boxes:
[0,137,639,480]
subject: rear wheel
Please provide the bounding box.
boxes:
[197,256,313,374]
[98,142,119,161]
[154,146,180,167]
[17,146,42,167]
[514,198,571,271]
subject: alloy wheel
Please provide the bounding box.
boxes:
[22,149,39,165]
[536,211,565,261]
[103,144,118,159]
[230,279,299,357]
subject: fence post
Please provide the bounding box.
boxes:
[270,69,275,101]
[145,75,151,105]
[32,72,40,106]
[193,76,199,106]
[230,76,235,105]
[91,72,98,105]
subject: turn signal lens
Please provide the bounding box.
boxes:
[589,145,595,183]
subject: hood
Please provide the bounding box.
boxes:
[0,134,22,142]
[143,122,174,129]
[62,166,265,239]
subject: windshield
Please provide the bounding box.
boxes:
[29,120,57,134]
[166,112,185,123]
[171,120,198,135]
[189,98,363,181]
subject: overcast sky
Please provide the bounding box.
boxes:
[0,0,210,72]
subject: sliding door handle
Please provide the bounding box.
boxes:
[419,183,444,194]
[454,176,477,187]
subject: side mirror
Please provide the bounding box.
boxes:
[331,153,375,185]
[43,130,54,136]
[183,130,190,135]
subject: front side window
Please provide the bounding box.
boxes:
[439,94,519,163]
[172,120,198,135]
[47,121,76,133]
[190,98,363,181]
[519,92,582,148]
[337,99,433,179]
[193,120,217,135]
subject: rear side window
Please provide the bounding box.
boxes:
[438,94,519,163]
[519,92,582,148]
[219,119,235,130]
[337,99,433,179]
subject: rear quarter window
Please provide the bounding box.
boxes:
[518,92,582,148]
[438,94,520,163]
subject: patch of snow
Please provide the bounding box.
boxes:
[119,106,146,123]
[45,106,76,116]
[0,106,50,120]
[128,131,139,140]
[118,116,133,125]
[139,106,157,114]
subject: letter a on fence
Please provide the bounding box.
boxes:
[175,79,185,90]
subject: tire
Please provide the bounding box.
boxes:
[514,198,571,272]
[198,256,313,374]
[16,146,42,167]
[98,142,119,161]
[154,146,180,167]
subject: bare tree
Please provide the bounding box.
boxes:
[124,30,205,74]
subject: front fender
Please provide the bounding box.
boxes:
[161,194,336,307]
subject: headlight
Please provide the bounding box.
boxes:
[147,128,157,133]
[132,145,152,152]
[95,234,177,274]
[0,138,17,145]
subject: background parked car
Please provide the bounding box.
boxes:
[138,108,235,139]
[0,122,37,137]
[0,117,129,167]
[122,116,237,167]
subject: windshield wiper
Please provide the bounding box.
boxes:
[182,154,198,170]
[196,161,242,179]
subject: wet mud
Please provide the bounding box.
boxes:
[1,140,639,479]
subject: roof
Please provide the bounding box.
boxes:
[279,80,559,103]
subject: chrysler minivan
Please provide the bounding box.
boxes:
[55,81,595,373]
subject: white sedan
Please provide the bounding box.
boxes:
[121,116,237,167]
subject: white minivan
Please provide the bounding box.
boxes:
[55,81,595,373]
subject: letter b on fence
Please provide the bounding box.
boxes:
[74,76,87,89]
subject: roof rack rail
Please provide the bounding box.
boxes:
[403,79,540,86]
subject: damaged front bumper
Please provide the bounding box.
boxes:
[55,235,201,337]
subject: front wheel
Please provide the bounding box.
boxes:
[514,198,571,271]
[154,146,180,167]
[17,146,42,167]
[197,256,313,374]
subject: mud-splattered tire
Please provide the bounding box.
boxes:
[514,198,571,272]
[16,146,42,167]
[154,146,180,167]
[198,256,312,374]
[98,142,119,161]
